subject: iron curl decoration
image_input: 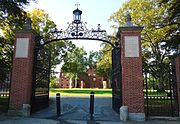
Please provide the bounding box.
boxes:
[38,21,119,49]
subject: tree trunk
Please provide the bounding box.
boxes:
[69,78,72,88]
[157,77,165,92]
[74,74,78,88]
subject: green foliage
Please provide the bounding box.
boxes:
[159,0,180,50]
[0,0,35,83]
[109,0,179,91]
[61,45,105,87]
[0,37,12,82]
[96,43,112,80]
[0,0,32,30]
[50,76,59,88]
[28,8,56,38]
[28,8,70,71]
[61,45,87,87]
[86,51,101,69]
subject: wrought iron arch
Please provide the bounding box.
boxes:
[32,3,120,50]
[36,22,119,50]
[31,5,121,112]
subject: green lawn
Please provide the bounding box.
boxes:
[50,88,112,97]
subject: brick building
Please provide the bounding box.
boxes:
[59,68,110,88]
[59,72,74,88]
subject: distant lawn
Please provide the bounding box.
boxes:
[50,88,112,97]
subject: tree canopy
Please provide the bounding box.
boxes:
[0,0,35,82]
[96,43,112,80]
[28,8,68,71]
[109,0,179,91]
[159,0,180,50]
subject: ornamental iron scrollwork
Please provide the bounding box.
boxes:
[34,5,119,49]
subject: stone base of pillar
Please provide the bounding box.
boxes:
[8,104,31,117]
[128,113,145,121]
[8,109,22,116]
[22,104,31,117]
[120,106,128,121]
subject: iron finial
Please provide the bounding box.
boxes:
[98,24,101,31]
[126,13,133,26]
[24,17,32,30]
[75,2,80,8]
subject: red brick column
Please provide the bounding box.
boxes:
[9,30,36,111]
[118,26,144,121]
[175,55,180,116]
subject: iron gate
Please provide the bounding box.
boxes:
[112,47,122,113]
[144,61,179,116]
[0,51,12,113]
[0,73,11,112]
[31,44,51,112]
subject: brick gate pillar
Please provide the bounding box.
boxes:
[117,14,145,121]
[9,19,36,114]
[175,46,180,116]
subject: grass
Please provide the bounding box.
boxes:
[49,88,112,97]
[0,97,8,104]
[0,97,9,112]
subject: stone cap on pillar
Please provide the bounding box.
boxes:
[15,17,37,35]
[24,17,32,30]
[177,44,180,54]
[117,13,143,35]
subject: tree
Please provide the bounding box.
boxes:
[86,50,101,69]
[28,8,70,71]
[96,43,112,81]
[159,0,180,50]
[109,0,179,91]
[50,76,59,88]
[0,0,35,83]
[0,0,34,29]
[61,45,87,88]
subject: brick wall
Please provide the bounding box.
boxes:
[9,30,36,110]
[175,56,180,113]
[59,68,108,88]
[119,30,144,113]
[59,72,73,88]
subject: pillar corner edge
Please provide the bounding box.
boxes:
[15,29,38,36]
[118,26,143,33]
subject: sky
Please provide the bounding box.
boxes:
[26,0,125,52]
[26,0,126,73]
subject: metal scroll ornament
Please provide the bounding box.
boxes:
[37,5,118,48]
[49,23,110,42]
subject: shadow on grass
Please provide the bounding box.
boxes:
[0,97,9,113]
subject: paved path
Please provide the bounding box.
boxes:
[32,96,120,122]
[0,96,180,124]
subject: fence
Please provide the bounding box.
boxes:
[144,63,179,116]
[0,73,11,112]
